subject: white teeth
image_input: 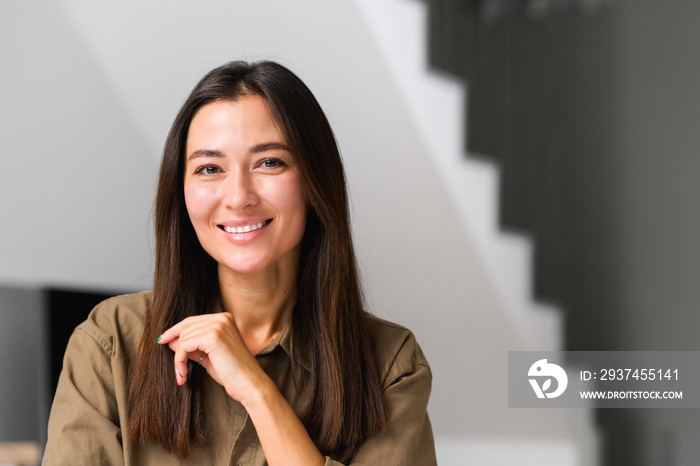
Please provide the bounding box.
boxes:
[223,222,266,234]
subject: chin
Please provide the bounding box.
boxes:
[217,258,270,276]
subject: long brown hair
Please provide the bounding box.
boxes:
[128,61,386,458]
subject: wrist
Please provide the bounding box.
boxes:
[235,371,278,411]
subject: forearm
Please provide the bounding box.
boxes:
[240,377,325,466]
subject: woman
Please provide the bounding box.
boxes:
[43,61,436,465]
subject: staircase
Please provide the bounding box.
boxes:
[357,0,561,350]
[356,0,599,464]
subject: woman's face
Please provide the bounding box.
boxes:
[183,96,307,278]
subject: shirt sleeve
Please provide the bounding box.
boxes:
[42,323,125,466]
[324,332,437,466]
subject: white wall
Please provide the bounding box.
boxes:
[0,0,155,292]
[0,0,581,460]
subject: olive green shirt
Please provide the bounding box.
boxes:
[43,292,436,465]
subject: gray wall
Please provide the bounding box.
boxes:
[557,1,700,464]
[0,287,43,442]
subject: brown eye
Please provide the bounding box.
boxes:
[260,158,286,169]
[194,165,221,176]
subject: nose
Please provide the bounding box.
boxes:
[223,168,258,210]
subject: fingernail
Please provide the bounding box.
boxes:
[156,335,162,343]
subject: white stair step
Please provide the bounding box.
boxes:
[357,0,544,343]
[435,437,579,466]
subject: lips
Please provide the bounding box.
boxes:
[218,219,272,234]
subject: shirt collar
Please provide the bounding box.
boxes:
[256,324,311,373]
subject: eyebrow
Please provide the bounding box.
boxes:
[187,149,224,161]
[187,142,290,161]
[250,142,290,154]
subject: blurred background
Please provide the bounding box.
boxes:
[1,0,699,465]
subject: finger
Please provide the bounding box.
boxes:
[167,337,179,353]
[166,322,215,357]
[169,340,205,364]
[157,314,217,344]
[192,350,206,366]
[157,322,184,344]
[172,337,210,386]
[173,343,192,386]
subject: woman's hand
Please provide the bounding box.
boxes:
[156,313,267,403]
[157,312,325,466]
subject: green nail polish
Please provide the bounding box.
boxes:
[156,335,162,343]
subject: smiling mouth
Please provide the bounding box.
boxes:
[219,219,272,234]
